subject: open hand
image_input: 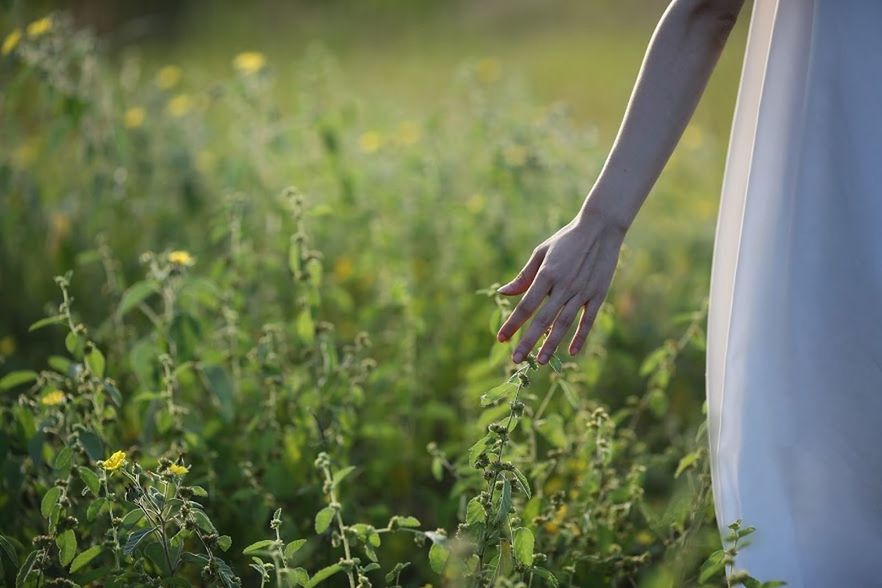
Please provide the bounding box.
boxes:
[496,210,626,364]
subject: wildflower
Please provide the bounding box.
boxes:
[124,107,145,129]
[232,51,266,75]
[395,121,421,146]
[503,144,528,167]
[358,131,383,154]
[168,250,195,267]
[156,65,182,89]
[26,17,52,38]
[2,28,21,56]
[100,450,127,472]
[167,463,189,476]
[40,390,65,406]
[475,57,502,84]
[0,335,15,355]
[166,94,192,118]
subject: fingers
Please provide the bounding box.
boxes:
[536,296,583,364]
[497,247,546,296]
[510,286,571,363]
[569,298,602,355]
[496,271,552,343]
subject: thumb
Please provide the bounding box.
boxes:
[498,248,544,295]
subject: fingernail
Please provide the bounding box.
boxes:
[538,353,548,364]
[512,352,523,363]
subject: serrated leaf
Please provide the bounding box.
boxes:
[480,382,517,407]
[305,563,342,587]
[494,478,512,526]
[469,434,492,467]
[69,545,102,573]
[533,567,559,587]
[16,550,38,587]
[314,507,335,534]
[510,467,532,499]
[123,527,156,556]
[242,539,274,555]
[216,535,231,552]
[76,466,100,496]
[466,498,486,526]
[0,371,37,391]
[513,527,534,566]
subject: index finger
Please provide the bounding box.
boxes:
[496,272,552,343]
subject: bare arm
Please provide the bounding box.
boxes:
[496,0,746,364]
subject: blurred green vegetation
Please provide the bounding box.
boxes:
[0,2,758,586]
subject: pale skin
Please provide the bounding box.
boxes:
[496,0,746,364]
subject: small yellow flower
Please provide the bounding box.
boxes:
[2,28,21,56]
[635,530,654,545]
[167,463,189,476]
[26,17,52,38]
[232,51,266,75]
[168,250,195,267]
[543,504,568,535]
[358,131,384,154]
[156,65,182,89]
[40,390,65,406]
[0,335,15,355]
[503,144,528,167]
[124,107,145,129]
[475,57,502,84]
[166,94,192,118]
[100,450,127,472]
[395,121,421,146]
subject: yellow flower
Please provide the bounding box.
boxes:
[543,504,568,535]
[167,463,189,476]
[475,57,502,84]
[0,335,15,355]
[124,107,145,129]
[168,250,195,267]
[358,131,384,154]
[156,65,182,89]
[232,51,266,75]
[40,390,65,406]
[635,530,654,545]
[100,450,127,472]
[503,144,528,167]
[26,17,52,38]
[395,121,421,146]
[2,28,21,56]
[166,94,192,118]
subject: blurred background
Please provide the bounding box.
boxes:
[0,1,756,586]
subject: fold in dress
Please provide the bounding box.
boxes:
[705,1,882,585]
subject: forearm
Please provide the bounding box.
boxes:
[579,0,745,231]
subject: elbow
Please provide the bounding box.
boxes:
[679,0,745,46]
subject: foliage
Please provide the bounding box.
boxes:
[0,12,783,587]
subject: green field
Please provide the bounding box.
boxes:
[0,3,772,587]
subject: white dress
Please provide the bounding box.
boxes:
[706,1,882,586]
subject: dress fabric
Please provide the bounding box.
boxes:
[705,1,882,586]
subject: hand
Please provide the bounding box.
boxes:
[496,209,626,364]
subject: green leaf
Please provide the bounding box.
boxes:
[191,509,217,534]
[123,527,156,556]
[428,541,449,574]
[28,315,66,332]
[559,380,579,408]
[494,478,512,526]
[85,346,105,379]
[242,539,274,555]
[69,545,102,573]
[284,539,306,559]
[699,549,726,583]
[121,508,145,528]
[675,450,702,478]
[216,535,232,552]
[469,434,492,467]
[305,563,342,587]
[332,466,355,487]
[0,534,18,567]
[480,382,517,407]
[65,331,83,356]
[53,447,74,472]
[0,371,37,391]
[393,516,420,528]
[511,467,532,499]
[536,414,567,449]
[466,498,486,526]
[41,487,61,519]
[532,567,559,587]
[16,550,39,588]
[86,498,106,522]
[78,431,104,462]
[549,354,562,374]
[314,507,335,534]
[56,529,77,566]
[117,281,159,317]
[513,527,534,566]
[296,310,315,344]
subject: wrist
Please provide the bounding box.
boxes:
[576,191,632,237]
